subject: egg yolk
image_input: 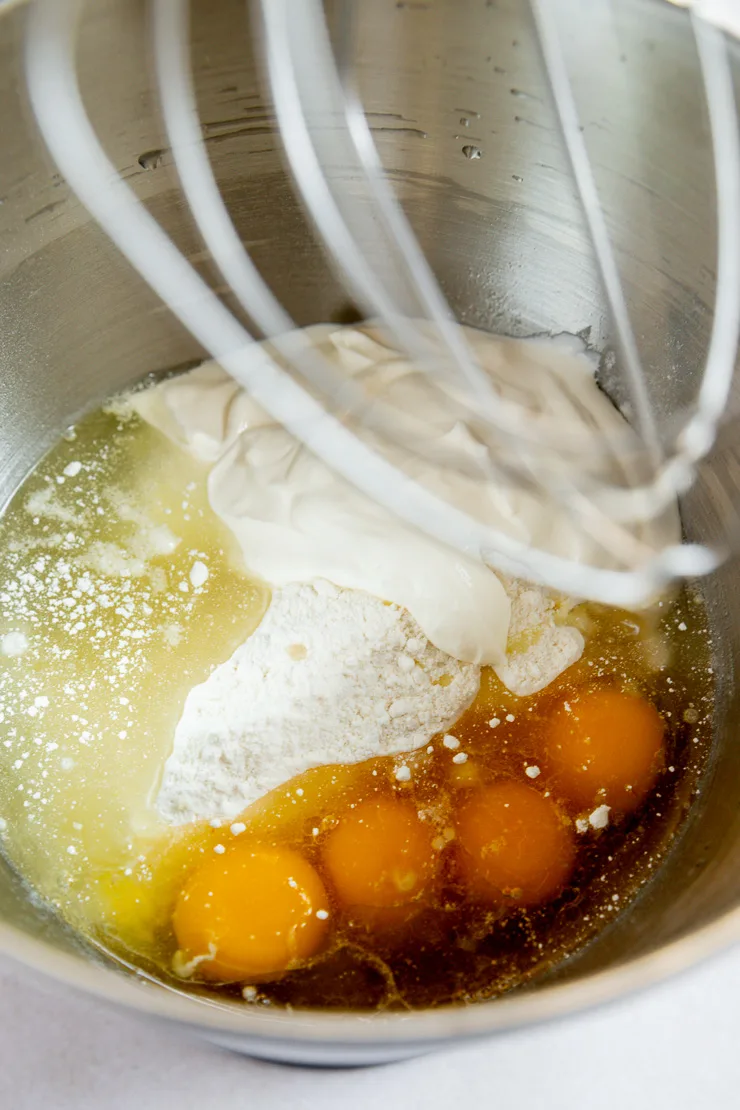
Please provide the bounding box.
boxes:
[322,797,437,908]
[456,780,575,905]
[541,688,665,812]
[172,843,330,982]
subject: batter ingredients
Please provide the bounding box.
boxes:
[133,323,674,671]
[156,581,480,826]
[134,322,681,825]
[0,334,715,1012]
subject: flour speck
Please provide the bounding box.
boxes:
[189,560,209,589]
[1,631,28,657]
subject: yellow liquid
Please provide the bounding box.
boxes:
[0,403,715,1009]
[0,405,268,939]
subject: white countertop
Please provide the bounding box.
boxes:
[2,943,740,1110]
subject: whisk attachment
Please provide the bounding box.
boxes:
[23,0,740,607]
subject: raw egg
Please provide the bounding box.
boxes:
[541,688,665,812]
[172,843,330,981]
[456,780,575,905]
[322,797,437,908]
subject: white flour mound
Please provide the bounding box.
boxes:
[156,581,480,826]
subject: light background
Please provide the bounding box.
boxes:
[2,942,739,1109]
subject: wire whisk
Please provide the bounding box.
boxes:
[23,0,740,607]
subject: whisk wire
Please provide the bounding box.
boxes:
[23,0,738,606]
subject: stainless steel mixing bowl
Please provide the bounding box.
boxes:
[0,0,739,1066]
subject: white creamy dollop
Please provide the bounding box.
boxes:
[134,326,513,664]
[133,323,648,674]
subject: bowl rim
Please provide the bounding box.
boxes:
[1,902,739,1046]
